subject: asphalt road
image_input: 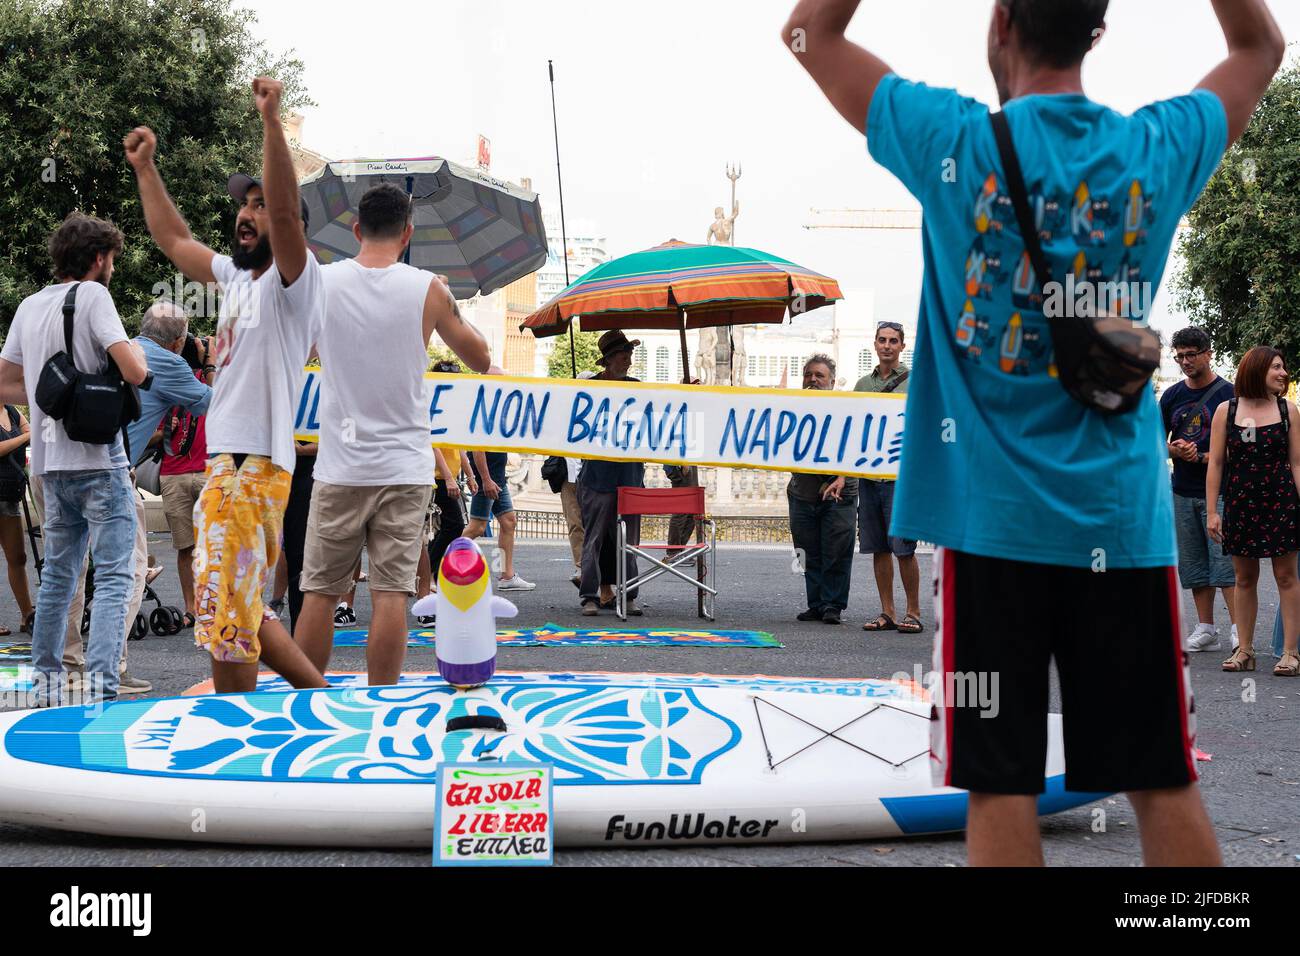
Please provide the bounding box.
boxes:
[0,534,1295,867]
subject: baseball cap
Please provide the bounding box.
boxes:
[227,173,310,226]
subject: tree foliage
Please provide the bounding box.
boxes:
[546,329,602,378]
[0,0,311,337]
[1173,58,1300,364]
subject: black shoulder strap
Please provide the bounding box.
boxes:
[61,282,80,360]
[880,370,910,394]
[1280,396,1290,434]
[990,112,1053,289]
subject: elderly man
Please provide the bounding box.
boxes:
[788,355,858,625]
[126,301,214,633]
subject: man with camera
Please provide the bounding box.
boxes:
[786,0,1282,865]
[126,301,214,634]
[0,212,150,705]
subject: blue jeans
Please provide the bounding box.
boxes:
[1173,494,1235,589]
[32,468,136,705]
[789,493,856,613]
[1271,553,1297,659]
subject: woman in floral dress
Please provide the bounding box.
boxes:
[1207,347,1300,676]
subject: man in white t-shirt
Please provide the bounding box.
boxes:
[294,182,494,685]
[125,77,329,694]
[0,212,150,705]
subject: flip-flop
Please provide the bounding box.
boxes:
[898,614,925,634]
[862,613,897,632]
[0,625,10,637]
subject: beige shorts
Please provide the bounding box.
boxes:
[300,482,432,596]
[160,471,207,550]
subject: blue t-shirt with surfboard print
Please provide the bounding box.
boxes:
[867,73,1228,569]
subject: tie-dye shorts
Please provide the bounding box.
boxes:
[192,454,292,664]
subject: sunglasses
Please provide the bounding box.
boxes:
[877,322,904,334]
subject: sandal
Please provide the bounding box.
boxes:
[863,613,897,632]
[0,625,9,637]
[1222,648,1255,672]
[181,612,196,631]
[20,611,34,635]
[1274,652,1300,677]
[897,614,925,634]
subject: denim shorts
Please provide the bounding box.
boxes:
[1173,493,1235,589]
[469,456,513,521]
[858,479,917,557]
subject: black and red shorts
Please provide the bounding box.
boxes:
[929,547,1198,795]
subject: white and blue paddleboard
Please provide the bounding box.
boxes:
[0,675,1105,847]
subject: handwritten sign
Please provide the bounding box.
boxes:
[433,762,554,866]
[294,371,906,479]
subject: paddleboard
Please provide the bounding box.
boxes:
[183,671,923,697]
[0,676,1105,847]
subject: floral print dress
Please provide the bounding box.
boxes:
[1224,399,1300,558]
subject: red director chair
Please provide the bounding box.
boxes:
[615,485,717,621]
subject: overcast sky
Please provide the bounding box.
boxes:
[251,0,1300,332]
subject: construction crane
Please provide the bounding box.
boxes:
[804,208,921,231]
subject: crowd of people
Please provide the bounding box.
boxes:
[0,0,1288,870]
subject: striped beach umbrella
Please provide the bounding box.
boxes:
[300,157,547,299]
[519,239,842,379]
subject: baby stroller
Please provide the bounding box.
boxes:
[24,486,186,640]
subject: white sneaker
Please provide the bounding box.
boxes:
[498,574,536,591]
[1186,624,1221,652]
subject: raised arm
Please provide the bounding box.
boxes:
[252,77,308,287]
[1197,0,1286,145]
[782,0,894,133]
[422,278,493,374]
[124,127,218,285]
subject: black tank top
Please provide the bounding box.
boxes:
[0,406,26,481]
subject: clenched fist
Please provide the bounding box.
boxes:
[252,76,283,118]
[123,127,157,171]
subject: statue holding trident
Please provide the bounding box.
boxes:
[706,162,741,245]
[708,162,748,385]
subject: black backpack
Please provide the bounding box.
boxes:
[34,283,142,447]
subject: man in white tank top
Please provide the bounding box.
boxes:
[295,183,494,685]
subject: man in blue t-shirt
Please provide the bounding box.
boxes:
[1159,327,1236,653]
[785,0,1284,866]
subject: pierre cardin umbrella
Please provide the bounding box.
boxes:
[300,157,547,299]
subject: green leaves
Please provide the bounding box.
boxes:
[546,330,603,378]
[0,0,310,339]
[1174,59,1300,365]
